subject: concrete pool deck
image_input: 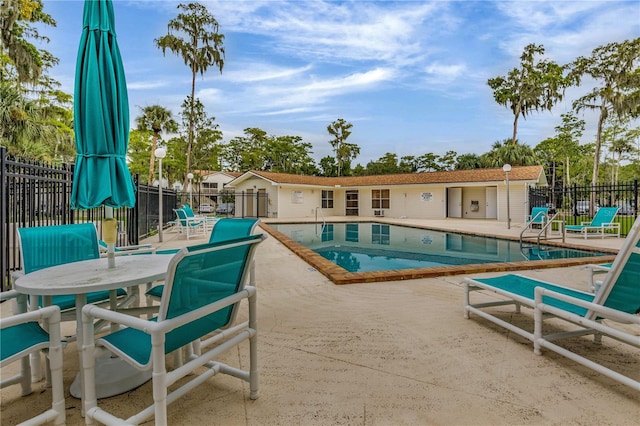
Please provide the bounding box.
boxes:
[1,218,638,425]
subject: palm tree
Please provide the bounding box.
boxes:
[155,2,225,186]
[136,105,177,184]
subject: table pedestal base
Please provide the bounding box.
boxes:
[70,352,152,399]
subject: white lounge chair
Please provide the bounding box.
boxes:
[464,215,640,390]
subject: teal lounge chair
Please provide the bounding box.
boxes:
[81,234,266,425]
[1,291,65,425]
[464,215,640,390]
[564,206,620,239]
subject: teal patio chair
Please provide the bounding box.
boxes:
[81,234,266,425]
[98,239,156,256]
[173,208,206,240]
[145,218,261,299]
[182,203,217,229]
[463,215,640,390]
[564,206,620,239]
[17,223,127,314]
[524,206,548,232]
[0,291,65,425]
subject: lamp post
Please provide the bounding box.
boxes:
[187,172,194,208]
[155,148,167,242]
[503,163,512,229]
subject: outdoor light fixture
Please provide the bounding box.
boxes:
[187,172,194,208]
[155,147,167,242]
[503,163,512,229]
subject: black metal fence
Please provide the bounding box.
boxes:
[1,147,177,290]
[529,180,638,234]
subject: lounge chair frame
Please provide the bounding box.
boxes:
[564,206,621,239]
[464,215,640,390]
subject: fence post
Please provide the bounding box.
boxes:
[0,146,7,291]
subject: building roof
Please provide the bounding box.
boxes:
[230,166,546,187]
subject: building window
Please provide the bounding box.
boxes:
[372,189,390,209]
[371,224,390,245]
[202,182,218,190]
[322,190,334,208]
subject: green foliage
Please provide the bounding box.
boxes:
[136,104,177,185]
[479,139,539,167]
[570,38,640,186]
[327,118,359,176]
[488,43,570,144]
[155,2,225,180]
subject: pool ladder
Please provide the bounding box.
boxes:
[315,207,326,235]
[519,212,565,260]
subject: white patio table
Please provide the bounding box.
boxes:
[14,254,174,404]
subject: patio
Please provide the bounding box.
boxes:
[1,219,638,425]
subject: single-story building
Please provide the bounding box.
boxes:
[225,166,547,223]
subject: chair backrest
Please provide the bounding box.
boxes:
[530,207,548,224]
[590,207,619,226]
[158,234,265,354]
[591,215,640,319]
[209,218,260,243]
[18,223,100,273]
[182,204,196,217]
[174,208,189,226]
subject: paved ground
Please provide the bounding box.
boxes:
[1,218,638,425]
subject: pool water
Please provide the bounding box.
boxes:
[269,222,607,273]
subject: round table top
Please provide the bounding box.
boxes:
[15,254,174,296]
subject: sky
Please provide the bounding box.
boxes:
[39,0,640,166]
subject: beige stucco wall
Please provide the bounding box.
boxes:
[231,174,537,222]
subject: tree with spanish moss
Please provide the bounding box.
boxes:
[327,118,359,176]
[155,2,225,187]
[488,43,570,145]
[570,38,640,189]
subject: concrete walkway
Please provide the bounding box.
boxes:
[1,218,638,425]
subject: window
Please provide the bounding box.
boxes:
[321,224,334,242]
[202,182,218,190]
[372,189,390,209]
[322,190,334,208]
[371,224,390,245]
[346,223,359,242]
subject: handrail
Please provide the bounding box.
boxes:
[520,212,565,259]
[315,207,326,235]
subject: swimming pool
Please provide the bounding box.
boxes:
[263,221,615,284]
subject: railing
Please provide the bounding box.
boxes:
[520,212,565,260]
[315,206,326,235]
[0,147,176,291]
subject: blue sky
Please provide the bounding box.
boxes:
[40,0,639,165]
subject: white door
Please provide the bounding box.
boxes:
[448,187,462,218]
[486,186,497,219]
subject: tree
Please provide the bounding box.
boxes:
[488,43,569,144]
[570,38,640,188]
[365,152,401,175]
[155,2,225,186]
[534,112,584,187]
[455,153,482,170]
[319,156,337,177]
[136,105,178,184]
[327,118,359,176]
[1,0,56,84]
[480,139,538,167]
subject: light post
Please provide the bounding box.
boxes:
[155,147,167,242]
[187,172,194,208]
[503,163,512,229]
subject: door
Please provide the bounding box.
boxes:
[257,189,267,217]
[448,187,462,218]
[346,190,359,216]
[485,186,497,219]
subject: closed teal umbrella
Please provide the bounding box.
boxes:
[71,0,135,210]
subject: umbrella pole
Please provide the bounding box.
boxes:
[103,207,117,268]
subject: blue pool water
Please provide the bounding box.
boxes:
[269,222,607,273]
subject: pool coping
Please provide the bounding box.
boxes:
[259,221,618,285]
